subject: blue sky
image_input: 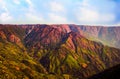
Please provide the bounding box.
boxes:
[0,0,120,25]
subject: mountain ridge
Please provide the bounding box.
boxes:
[0,24,120,79]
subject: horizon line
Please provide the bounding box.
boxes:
[0,23,120,27]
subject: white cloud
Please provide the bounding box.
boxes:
[13,0,20,4]
[0,12,13,22]
[0,0,2,2]
[75,0,116,25]
[48,13,67,24]
[113,22,120,26]
[25,0,34,13]
[0,0,7,10]
[80,0,89,7]
[24,0,45,23]
[26,13,44,22]
[47,1,68,24]
[26,0,33,7]
[76,7,115,24]
[0,0,13,23]
[77,8,98,23]
[49,1,65,12]
[100,14,115,23]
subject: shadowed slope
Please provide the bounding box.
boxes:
[0,24,120,79]
[24,25,120,79]
[88,64,120,79]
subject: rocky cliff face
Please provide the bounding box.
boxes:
[24,24,120,78]
[0,24,120,79]
[70,25,120,48]
[24,24,120,48]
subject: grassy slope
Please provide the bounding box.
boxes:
[0,25,120,79]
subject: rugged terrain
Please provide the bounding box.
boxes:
[0,24,120,79]
[88,63,120,79]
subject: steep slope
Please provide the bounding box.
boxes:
[24,25,120,79]
[0,42,48,79]
[22,24,120,48]
[0,24,26,48]
[0,24,120,79]
[0,25,66,79]
[69,25,120,48]
[88,64,120,79]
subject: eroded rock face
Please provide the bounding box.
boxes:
[0,30,21,45]
[69,25,120,48]
[0,24,25,47]
[8,34,21,44]
[0,24,120,79]
[24,24,120,48]
[23,25,120,78]
[24,25,68,48]
[0,31,6,39]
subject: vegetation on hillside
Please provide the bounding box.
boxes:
[0,25,120,79]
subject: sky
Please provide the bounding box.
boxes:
[0,0,120,25]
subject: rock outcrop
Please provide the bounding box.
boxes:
[0,24,120,79]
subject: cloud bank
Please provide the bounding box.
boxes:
[0,0,120,25]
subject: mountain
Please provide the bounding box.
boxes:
[22,24,120,48]
[0,24,120,79]
[88,64,120,79]
[69,25,120,48]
